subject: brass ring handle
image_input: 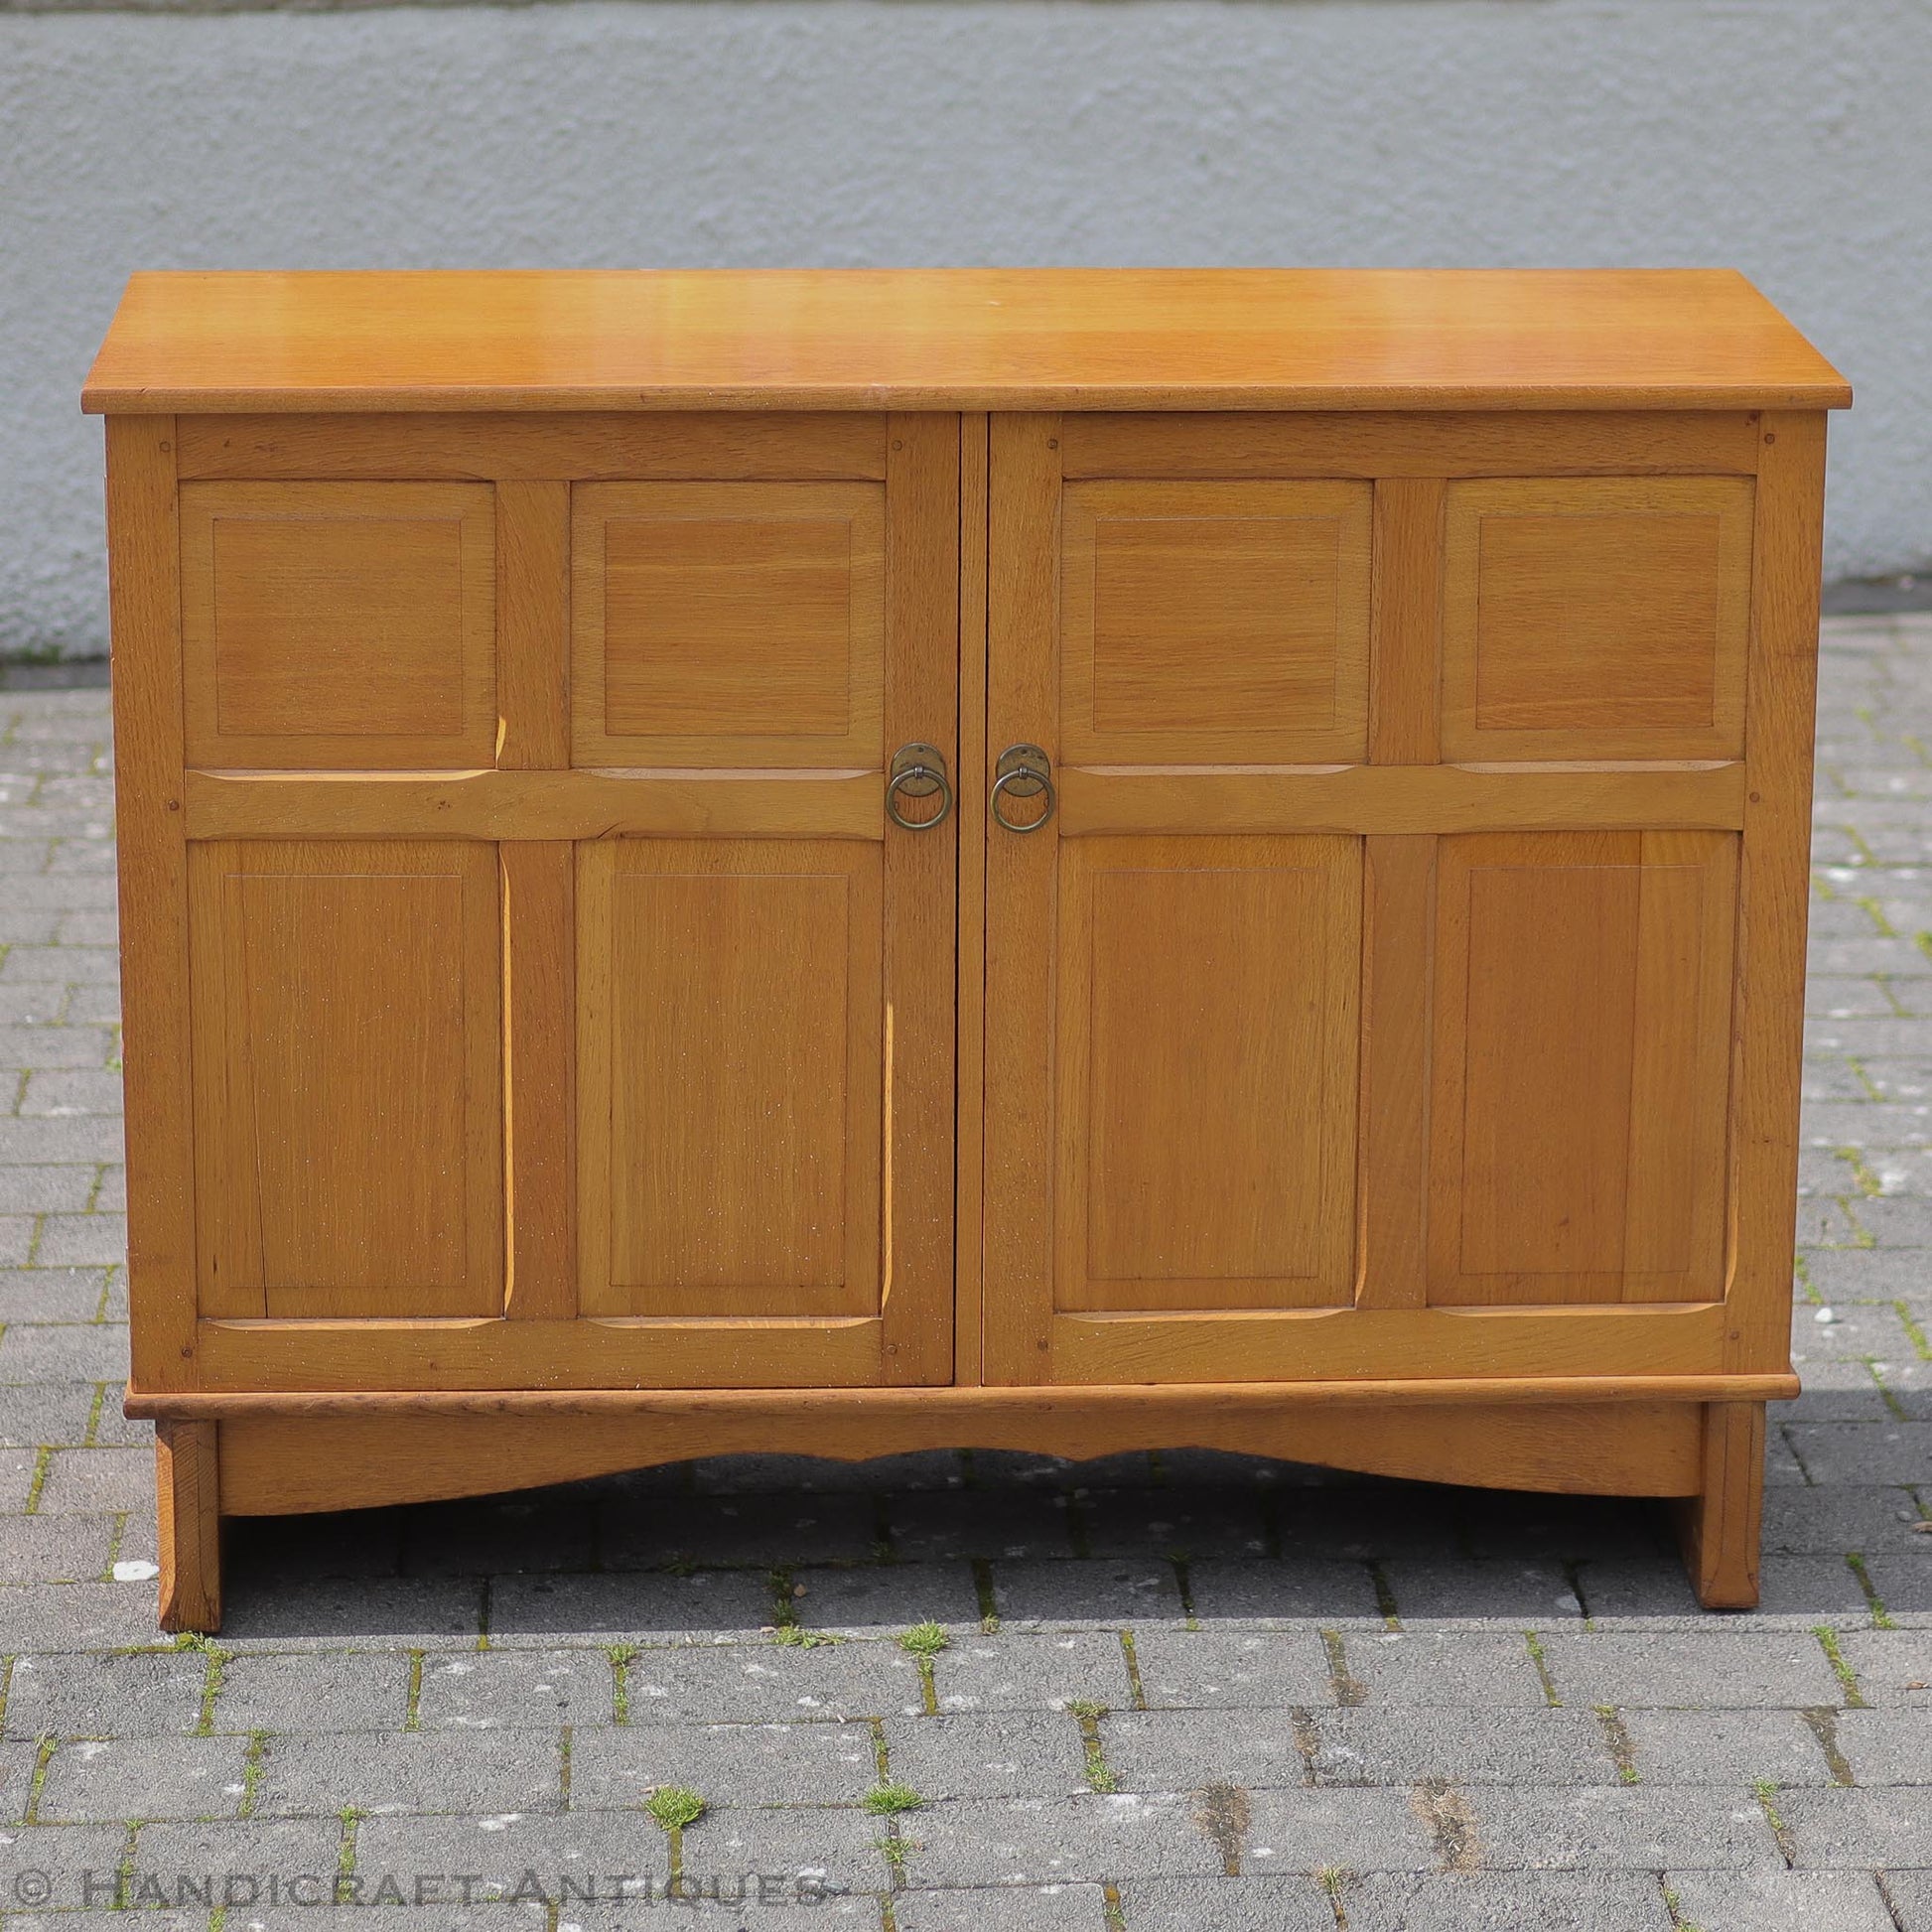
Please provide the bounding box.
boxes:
[886,743,953,832]
[991,744,1056,834]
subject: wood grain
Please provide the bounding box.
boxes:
[1676,1401,1767,1608]
[955,414,990,1386]
[177,411,888,482]
[572,480,886,769]
[213,1399,1717,1515]
[106,417,199,1391]
[494,481,569,769]
[1369,479,1445,764]
[180,481,497,769]
[501,843,575,1318]
[84,270,1852,413]
[155,1420,221,1633]
[1727,414,1830,1374]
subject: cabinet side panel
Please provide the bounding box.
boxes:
[108,417,199,1390]
[1727,414,1828,1374]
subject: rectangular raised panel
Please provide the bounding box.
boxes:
[1429,831,1737,1306]
[1443,478,1753,759]
[1056,836,1361,1311]
[577,840,883,1318]
[572,482,885,767]
[181,482,496,768]
[188,841,501,1319]
[1062,482,1371,764]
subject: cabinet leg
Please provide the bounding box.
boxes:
[1675,1402,1765,1610]
[155,1420,222,1633]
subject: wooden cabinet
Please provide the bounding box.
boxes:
[85,269,1849,1630]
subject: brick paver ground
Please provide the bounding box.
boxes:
[0,619,1929,1930]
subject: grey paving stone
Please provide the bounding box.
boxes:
[122,1814,343,1909]
[1182,1558,1383,1624]
[1344,1629,1553,1708]
[414,1646,614,1730]
[792,1560,983,1634]
[880,1712,1089,1800]
[1762,1482,1932,1552]
[569,1718,876,1809]
[32,1446,148,1513]
[1830,1708,1932,1782]
[18,1070,124,1117]
[0,1322,127,1385]
[1829,1627,1932,1705]
[0,1515,114,1586]
[620,1639,924,1725]
[0,1439,39,1508]
[254,1727,563,1818]
[35,1733,250,1822]
[1787,1421,1932,1483]
[1659,1869,1901,1932]
[0,1380,93,1446]
[484,1570,772,1642]
[210,1651,413,1733]
[1237,1785,1440,1873]
[1129,1629,1331,1709]
[1101,1709,1309,1792]
[215,1577,483,1646]
[0,1581,166,1651]
[0,1026,115,1070]
[894,1884,1113,1930]
[670,1804,889,1893]
[600,1491,880,1570]
[0,1167,97,1213]
[989,1558,1185,1627]
[1532,1631,1846,1708]
[1,1647,209,1739]
[898,1792,1221,1885]
[1781,1784,1932,1866]
[401,1490,597,1577]
[1618,1708,1839,1785]
[0,1116,123,1163]
[1379,1558,1586,1623]
[1311,1706,1618,1787]
[1859,1551,1932,1621]
[32,1216,127,1269]
[348,1804,672,1906]
[1470,1786,1784,1870]
[1884,1870,1932,1932]
[1339,1870,1677,1931]
[0,1267,108,1322]
[882,1489,1074,1561]
[931,1632,1135,1715]
[1077,1488,1270,1561]
[0,1823,134,1912]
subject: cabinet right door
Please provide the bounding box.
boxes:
[982,412,1783,1389]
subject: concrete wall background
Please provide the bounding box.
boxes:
[1,0,1926,656]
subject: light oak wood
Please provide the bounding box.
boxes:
[84,270,1851,414]
[188,840,503,1319]
[1062,410,1766,479]
[212,1399,1717,1517]
[572,481,886,769]
[1677,1401,1767,1609]
[180,482,497,769]
[1727,416,1830,1376]
[1442,477,1754,760]
[1428,831,1736,1306]
[1055,835,1360,1311]
[177,411,888,482]
[96,273,1844,1624]
[1061,481,1371,763]
[155,1420,221,1633]
[106,417,199,1392]
[183,768,882,843]
[577,839,884,1321]
[501,842,575,1318]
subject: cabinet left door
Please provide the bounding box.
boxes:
[118,413,959,1396]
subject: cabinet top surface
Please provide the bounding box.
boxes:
[81,268,1851,416]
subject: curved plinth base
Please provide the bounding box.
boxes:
[144,1389,1769,1633]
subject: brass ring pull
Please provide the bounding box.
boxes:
[991,744,1056,834]
[886,743,953,832]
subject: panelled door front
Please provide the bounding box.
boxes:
[179,413,957,1392]
[983,412,1763,1388]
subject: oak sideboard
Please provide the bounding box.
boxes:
[84,269,1850,1631]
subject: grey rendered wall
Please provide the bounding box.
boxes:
[1,0,1927,656]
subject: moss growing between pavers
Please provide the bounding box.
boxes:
[863,1780,923,1815]
[1067,1701,1119,1794]
[644,1783,707,1832]
[1816,1626,1869,1707]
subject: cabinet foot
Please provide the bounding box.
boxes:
[155,1419,222,1633]
[1675,1401,1765,1610]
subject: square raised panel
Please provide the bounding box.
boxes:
[181,482,496,768]
[1443,478,1753,759]
[572,483,885,767]
[1061,481,1371,764]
